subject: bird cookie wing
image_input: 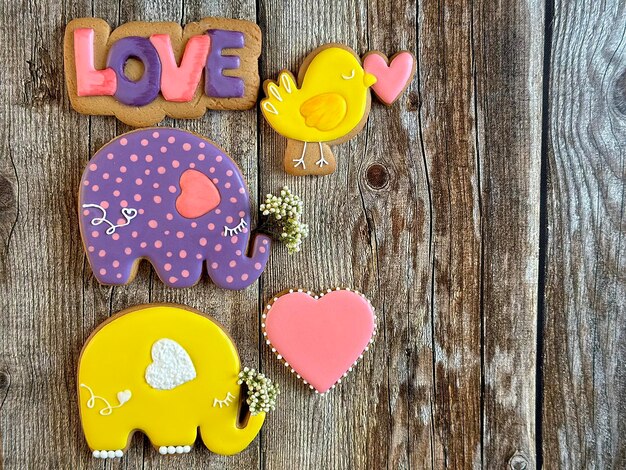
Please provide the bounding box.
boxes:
[299,93,347,131]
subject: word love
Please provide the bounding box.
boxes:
[64,18,262,126]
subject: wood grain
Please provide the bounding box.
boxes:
[0,0,623,468]
[542,1,626,468]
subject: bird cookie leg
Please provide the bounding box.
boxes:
[293,141,307,169]
[315,142,329,167]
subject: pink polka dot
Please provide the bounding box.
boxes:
[92,231,99,238]
[226,216,234,224]
[164,263,172,271]
[231,236,238,244]
[138,209,144,214]
[116,218,125,225]
[229,260,237,268]
[131,231,138,238]
[92,185,99,192]
[183,143,191,151]
[239,188,245,194]
[120,138,127,146]
[236,250,242,256]
[226,170,233,177]
[154,240,162,248]
[112,260,120,268]
[100,201,109,209]
[208,223,215,230]
[149,220,158,228]
[176,231,184,239]
[209,167,215,173]
[124,247,132,255]
[107,152,114,159]
[225,182,231,189]
[195,254,202,260]
[144,169,151,175]
[168,186,176,193]
[211,262,218,269]
[172,160,180,168]
[145,154,153,163]
[199,237,207,246]
[168,136,175,144]
[135,178,142,185]
[259,246,266,253]
[160,146,168,153]
[226,276,233,283]
[140,242,147,248]
[83,180,89,186]
[89,163,97,171]
[214,244,222,252]
[198,154,205,161]
[254,263,262,270]
[153,195,162,203]
[199,142,206,148]
[88,246,95,252]
[82,209,90,216]
[116,177,123,183]
[112,233,120,241]
[229,197,237,203]
[166,213,174,221]
[98,250,106,257]
[263,239,269,245]
[191,222,197,228]
[179,250,187,258]
[134,194,141,202]
[113,190,120,197]
[130,154,138,162]
[152,131,160,138]
[241,273,249,281]
[99,268,107,275]
[242,227,248,234]
[153,183,159,189]
[189,163,195,168]
[120,166,127,173]
[215,209,221,215]
[212,178,219,184]
[141,139,149,146]
[216,155,223,162]
[116,273,122,279]
[166,251,172,257]
[158,166,166,174]
[102,173,110,180]
[181,270,190,278]
[239,211,245,217]
[169,276,178,283]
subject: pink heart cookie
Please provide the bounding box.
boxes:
[363,51,415,105]
[263,288,376,393]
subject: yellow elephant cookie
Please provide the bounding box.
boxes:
[77,304,278,459]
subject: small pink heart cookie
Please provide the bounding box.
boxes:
[263,288,376,394]
[363,51,416,105]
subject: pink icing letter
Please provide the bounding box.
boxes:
[73,28,117,96]
[150,34,211,102]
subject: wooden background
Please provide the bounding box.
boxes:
[0,0,624,468]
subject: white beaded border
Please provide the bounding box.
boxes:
[261,287,377,395]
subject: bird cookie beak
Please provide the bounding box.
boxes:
[363,72,377,87]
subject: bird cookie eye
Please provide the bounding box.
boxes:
[341,69,355,80]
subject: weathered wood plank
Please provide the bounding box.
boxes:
[474,0,544,467]
[258,1,432,469]
[542,1,626,467]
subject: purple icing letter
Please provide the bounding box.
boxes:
[107,37,161,106]
[205,29,245,98]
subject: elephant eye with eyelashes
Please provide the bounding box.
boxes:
[223,218,248,237]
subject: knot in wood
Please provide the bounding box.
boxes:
[614,69,626,115]
[365,163,390,190]
[508,451,529,470]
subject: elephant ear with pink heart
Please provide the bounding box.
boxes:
[79,128,270,290]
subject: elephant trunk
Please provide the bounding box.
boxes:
[200,399,266,455]
[207,232,271,290]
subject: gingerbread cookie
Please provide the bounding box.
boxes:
[64,17,262,126]
[79,128,270,290]
[261,44,415,176]
[78,304,278,458]
[262,288,376,393]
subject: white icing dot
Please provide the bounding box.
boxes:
[175,446,184,454]
[314,296,319,299]
[277,355,282,360]
[266,340,270,345]
[284,362,289,367]
[183,445,191,453]
[289,289,293,293]
[320,293,325,297]
[261,323,266,328]
[99,451,107,459]
[273,297,278,301]
[167,446,176,454]
[263,332,267,336]
[297,288,303,292]
[262,314,267,319]
[296,374,301,378]
[115,450,123,457]
[303,380,308,384]
[290,369,295,373]
[266,305,271,310]
[271,348,276,352]
[92,450,100,458]
[107,450,115,458]
[159,446,168,455]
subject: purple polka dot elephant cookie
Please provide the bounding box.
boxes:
[79,128,270,290]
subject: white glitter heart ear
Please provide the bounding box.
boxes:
[145,339,196,390]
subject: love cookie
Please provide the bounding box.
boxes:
[64,17,261,126]
[262,288,376,393]
[261,44,415,176]
[78,304,278,458]
[79,128,270,290]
